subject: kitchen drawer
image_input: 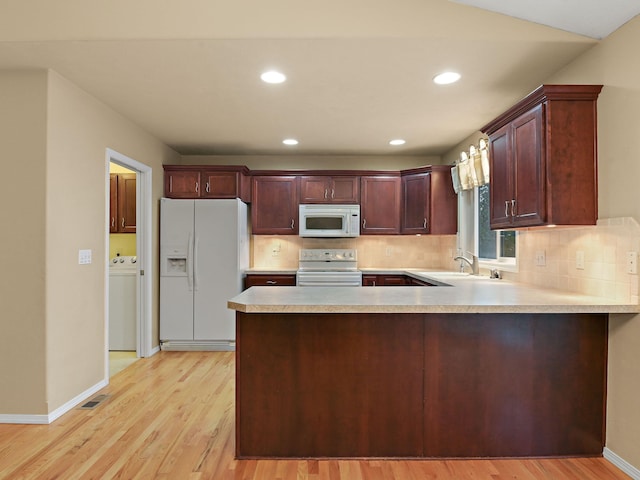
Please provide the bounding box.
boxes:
[244,274,297,289]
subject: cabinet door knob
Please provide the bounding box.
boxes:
[363,219,366,229]
[111,217,115,228]
[511,199,516,217]
[206,182,210,193]
[331,189,335,199]
[505,200,509,218]
[423,218,427,229]
[324,189,328,199]
[195,182,199,193]
[122,218,125,228]
[291,219,295,229]
[266,280,277,285]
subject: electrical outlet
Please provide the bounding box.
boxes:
[271,242,281,257]
[78,249,92,265]
[627,251,638,274]
[576,250,585,270]
[535,250,546,266]
[385,247,392,257]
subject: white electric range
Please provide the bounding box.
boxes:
[296,248,362,287]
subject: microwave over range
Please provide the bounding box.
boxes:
[298,204,360,238]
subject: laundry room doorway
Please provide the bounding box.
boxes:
[105,148,153,380]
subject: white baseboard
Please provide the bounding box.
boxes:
[145,345,161,357]
[0,413,50,424]
[605,447,640,480]
[160,340,236,351]
[0,379,108,425]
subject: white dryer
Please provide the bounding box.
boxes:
[109,255,137,351]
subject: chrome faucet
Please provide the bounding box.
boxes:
[453,252,479,275]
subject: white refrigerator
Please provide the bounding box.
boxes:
[160,198,249,350]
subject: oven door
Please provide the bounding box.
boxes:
[296,271,363,287]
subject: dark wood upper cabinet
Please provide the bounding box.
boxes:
[429,165,458,234]
[300,176,359,204]
[251,176,299,235]
[401,166,457,235]
[201,170,242,198]
[163,165,249,201]
[164,168,200,198]
[401,172,430,234]
[481,84,602,229]
[162,166,459,236]
[109,173,136,233]
[360,175,401,234]
[109,174,118,233]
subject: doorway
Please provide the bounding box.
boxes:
[105,148,153,380]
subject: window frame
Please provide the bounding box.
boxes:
[473,185,518,272]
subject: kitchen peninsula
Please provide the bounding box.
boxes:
[228,273,639,459]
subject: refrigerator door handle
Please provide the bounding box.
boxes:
[193,236,200,291]
[186,232,194,291]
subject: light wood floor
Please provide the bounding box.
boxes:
[109,350,138,378]
[0,351,631,480]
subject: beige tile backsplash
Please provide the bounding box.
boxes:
[251,217,640,304]
[505,217,640,304]
[252,235,458,270]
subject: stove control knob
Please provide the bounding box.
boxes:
[119,257,125,263]
[131,257,137,263]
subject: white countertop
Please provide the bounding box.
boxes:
[229,270,640,314]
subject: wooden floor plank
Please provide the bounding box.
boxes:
[0,351,632,480]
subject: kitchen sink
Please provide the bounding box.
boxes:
[416,271,471,279]
[414,271,501,286]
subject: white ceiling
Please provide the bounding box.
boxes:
[0,0,637,158]
[451,0,640,39]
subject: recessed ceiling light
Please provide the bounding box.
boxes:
[389,139,406,146]
[283,138,299,146]
[433,71,461,85]
[261,70,286,84]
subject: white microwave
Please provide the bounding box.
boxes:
[299,204,360,237]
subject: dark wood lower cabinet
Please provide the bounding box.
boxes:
[236,312,607,459]
[243,274,296,289]
[422,314,607,457]
[362,274,435,286]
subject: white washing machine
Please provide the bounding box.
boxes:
[109,255,137,351]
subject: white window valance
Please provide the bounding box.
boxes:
[451,138,490,193]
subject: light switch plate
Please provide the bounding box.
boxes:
[535,250,546,266]
[576,251,585,270]
[78,249,92,265]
